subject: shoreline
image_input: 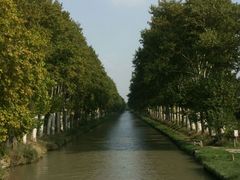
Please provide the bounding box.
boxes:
[0,113,120,180]
[138,113,240,180]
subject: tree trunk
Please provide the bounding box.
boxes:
[43,113,50,135]
[200,112,205,134]
[63,110,67,132]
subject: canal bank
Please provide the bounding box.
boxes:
[0,113,121,180]
[8,111,212,180]
[139,114,240,180]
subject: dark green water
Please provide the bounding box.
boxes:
[8,111,213,180]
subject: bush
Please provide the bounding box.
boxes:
[22,145,38,163]
[10,144,38,166]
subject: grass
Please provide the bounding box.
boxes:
[139,114,240,180]
[195,147,240,179]
[0,143,47,180]
[9,144,44,166]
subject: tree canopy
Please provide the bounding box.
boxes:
[0,0,125,143]
[128,0,240,135]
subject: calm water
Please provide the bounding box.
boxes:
[8,111,213,180]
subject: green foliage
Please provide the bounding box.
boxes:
[0,0,124,176]
[0,0,125,143]
[128,0,240,134]
[16,0,125,115]
[0,0,49,142]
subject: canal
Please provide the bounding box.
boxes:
[9,111,212,180]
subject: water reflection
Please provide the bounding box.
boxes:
[9,111,213,180]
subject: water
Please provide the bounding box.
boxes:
[8,111,213,180]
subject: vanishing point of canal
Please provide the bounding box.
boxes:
[9,111,213,180]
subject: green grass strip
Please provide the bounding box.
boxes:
[139,114,240,180]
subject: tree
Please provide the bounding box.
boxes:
[129,0,240,136]
[0,0,49,143]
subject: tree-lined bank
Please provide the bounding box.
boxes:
[8,111,212,180]
[0,0,125,151]
[128,0,240,140]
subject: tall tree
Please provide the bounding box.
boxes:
[0,0,49,142]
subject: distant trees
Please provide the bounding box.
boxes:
[128,0,240,137]
[0,0,125,144]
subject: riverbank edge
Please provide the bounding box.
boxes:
[137,113,239,180]
[0,112,121,179]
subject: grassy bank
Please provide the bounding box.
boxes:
[0,142,47,180]
[0,113,120,180]
[139,114,240,180]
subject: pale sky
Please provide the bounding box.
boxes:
[58,0,240,101]
[58,0,157,101]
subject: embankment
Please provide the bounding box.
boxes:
[139,114,240,180]
[0,113,120,180]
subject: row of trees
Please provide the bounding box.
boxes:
[0,0,125,144]
[128,0,240,137]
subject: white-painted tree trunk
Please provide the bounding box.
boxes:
[157,106,160,120]
[97,108,100,119]
[67,113,71,129]
[47,114,53,135]
[178,107,182,124]
[66,113,70,130]
[197,122,202,133]
[38,115,45,137]
[205,127,209,135]
[163,107,166,121]
[32,128,37,142]
[173,106,177,122]
[23,134,27,144]
[211,129,216,136]
[52,113,55,135]
[191,122,196,131]
[176,107,179,123]
[60,112,64,131]
[187,119,191,130]
[159,106,162,120]
[39,124,44,137]
[221,128,225,134]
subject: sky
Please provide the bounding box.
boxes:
[58,0,240,102]
[58,0,158,101]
